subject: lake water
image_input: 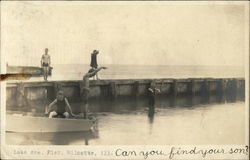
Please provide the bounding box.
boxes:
[6,93,246,145]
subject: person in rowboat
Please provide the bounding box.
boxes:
[47,90,76,118]
[80,66,107,119]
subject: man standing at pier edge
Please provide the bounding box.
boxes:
[90,50,99,80]
[41,48,51,81]
[148,81,160,117]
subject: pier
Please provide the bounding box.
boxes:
[6,78,245,107]
[7,65,52,76]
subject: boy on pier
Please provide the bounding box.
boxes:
[41,48,51,81]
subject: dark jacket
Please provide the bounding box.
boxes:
[90,53,98,68]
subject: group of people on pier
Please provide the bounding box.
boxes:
[42,48,159,119]
[43,48,107,119]
[41,48,103,81]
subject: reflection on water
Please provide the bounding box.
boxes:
[6,92,245,145]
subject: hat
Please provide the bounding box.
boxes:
[93,50,99,54]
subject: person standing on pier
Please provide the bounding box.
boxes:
[90,50,99,80]
[148,81,160,117]
[41,48,51,81]
[80,66,107,119]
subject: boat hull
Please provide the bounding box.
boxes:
[6,114,95,133]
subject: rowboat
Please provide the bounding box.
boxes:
[6,114,96,133]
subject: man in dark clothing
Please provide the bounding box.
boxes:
[90,50,99,80]
[148,81,160,116]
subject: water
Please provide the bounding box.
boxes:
[6,64,246,144]
[20,64,244,81]
[6,94,246,145]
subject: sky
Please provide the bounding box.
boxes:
[1,1,248,66]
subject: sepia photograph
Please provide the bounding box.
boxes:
[0,1,249,159]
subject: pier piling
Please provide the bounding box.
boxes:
[172,80,178,97]
[133,81,140,98]
[109,82,117,100]
[53,83,63,98]
[201,80,209,96]
[188,79,196,96]
[16,83,27,107]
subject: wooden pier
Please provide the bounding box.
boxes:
[7,65,53,76]
[6,78,245,107]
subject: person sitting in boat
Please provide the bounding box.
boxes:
[80,66,107,119]
[47,90,76,118]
